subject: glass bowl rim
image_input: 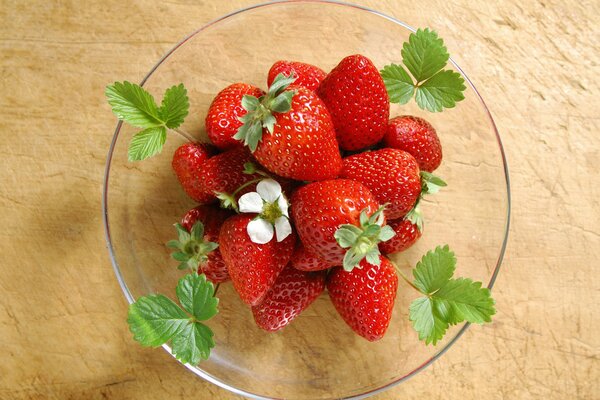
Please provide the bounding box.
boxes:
[101,1,512,399]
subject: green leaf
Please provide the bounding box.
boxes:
[171,322,215,365]
[245,121,264,152]
[363,224,381,237]
[435,278,496,323]
[380,64,415,104]
[359,210,369,226]
[105,81,163,128]
[268,73,296,95]
[243,162,257,175]
[127,294,190,347]
[379,225,396,242]
[270,91,295,113]
[401,28,449,82]
[334,227,360,248]
[412,245,456,294]
[405,202,424,232]
[434,298,463,326]
[172,252,190,262]
[175,223,191,243]
[241,95,260,112]
[166,240,181,249]
[190,221,205,242]
[421,171,447,195]
[159,83,189,129]
[263,114,276,134]
[365,250,381,266]
[127,126,167,161]
[342,249,364,272]
[415,69,466,112]
[409,297,449,345]
[175,273,219,321]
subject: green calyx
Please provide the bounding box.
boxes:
[233,73,297,152]
[334,205,396,272]
[406,171,447,232]
[166,222,219,271]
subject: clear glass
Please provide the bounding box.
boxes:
[102,1,510,399]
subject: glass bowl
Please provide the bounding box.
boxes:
[102,1,510,399]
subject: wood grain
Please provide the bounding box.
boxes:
[0,0,598,399]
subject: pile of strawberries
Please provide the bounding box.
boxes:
[171,56,443,341]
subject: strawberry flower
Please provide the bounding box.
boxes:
[238,179,291,244]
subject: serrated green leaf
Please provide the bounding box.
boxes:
[343,249,364,271]
[175,223,191,243]
[245,121,264,152]
[190,221,205,242]
[435,278,496,323]
[175,273,219,321]
[106,81,163,128]
[421,171,447,195]
[127,126,167,161]
[412,245,456,294]
[409,297,449,345]
[359,210,369,226]
[401,28,449,82]
[159,83,189,129]
[380,64,415,104]
[405,202,424,232]
[268,73,296,95]
[263,113,276,134]
[171,322,215,365]
[334,227,360,248]
[172,252,190,262]
[127,294,190,347]
[415,69,466,112]
[363,224,381,237]
[166,240,181,249]
[434,298,463,326]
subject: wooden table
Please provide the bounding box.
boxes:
[1,0,598,398]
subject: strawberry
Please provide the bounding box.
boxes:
[168,206,232,283]
[199,147,262,205]
[378,218,422,254]
[205,83,265,150]
[317,54,390,151]
[267,60,326,92]
[384,116,443,172]
[291,179,394,269]
[327,256,398,341]
[290,243,330,272]
[252,264,326,332]
[234,74,342,181]
[340,148,421,219]
[219,214,295,305]
[171,143,217,203]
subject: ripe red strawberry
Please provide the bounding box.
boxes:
[235,74,342,181]
[252,265,326,331]
[175,206,232,283]
[378,218,422,254]
[385,116,443,172]
[290,243,330,272]
[327,256,398,341]
[205,83,265,150]
[172,143,217,203]
[317,55,389,151]
[219,214,295,306]
[291,179,380,266]
[340,148,421,219]
[267,60,326,92]
[199,147,262,203]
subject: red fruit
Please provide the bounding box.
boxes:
[219,214,295,306]
[205,83,265,150]
[267,60,326,92]
[252,265,326,332]
[327,256,398,341]
[385,116,443,172]
[180,206,232,283]
[317,55,389,151]
[340,148,421,219]
[172,143,217,203]
[253,87,342,181]
[290,243,330,272]
[378,218,422,254]
[199,147,262,202]
[291,179,380,265]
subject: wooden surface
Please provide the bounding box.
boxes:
[1,0,598,399]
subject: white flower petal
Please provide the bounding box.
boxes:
[277,195,289,217]
[247,218,274,244]
[256,179,282,203]
[274,217,292,242]
[238,192,264,214]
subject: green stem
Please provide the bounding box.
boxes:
[390,261,422,294]
[170,127,196,143]
[231,177,263,198]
